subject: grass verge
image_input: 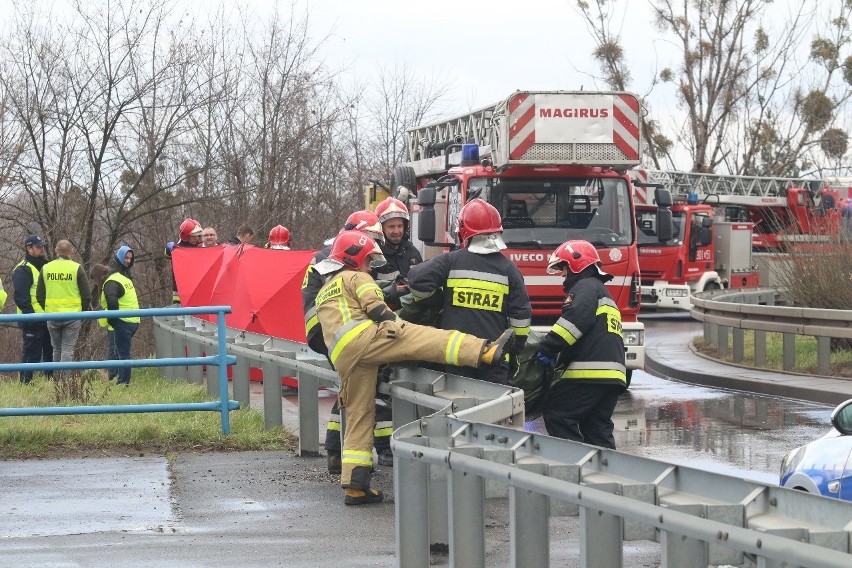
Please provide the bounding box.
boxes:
[0,368,295,459]
[693,332,852,377]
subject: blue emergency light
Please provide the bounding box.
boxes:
[461,144,480,166]
[687,192,699,205]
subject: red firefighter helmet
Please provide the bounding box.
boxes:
[343,210,384,242]
[457,199,503,243]
[546,240,609,277]
[375,197,410,224]
[329,230,386,270]
[179,218,203,241]
[268,225,291,246]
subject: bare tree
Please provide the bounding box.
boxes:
[576,0,851,176]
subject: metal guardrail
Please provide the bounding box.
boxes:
[690,287,852,374]
[155,313,852,568]
[0,307,238,434]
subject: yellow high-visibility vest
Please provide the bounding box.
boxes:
[14,260,43,314]
[99,272,140,330]
[42,258,83,312]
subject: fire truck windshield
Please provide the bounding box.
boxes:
[637,210,684,246]
[471,176,634,248]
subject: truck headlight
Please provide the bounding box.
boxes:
[665,289,689,297]
[622,330,643,346]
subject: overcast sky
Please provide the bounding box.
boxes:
[2,0,845,172]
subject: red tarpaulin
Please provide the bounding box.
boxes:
[172,245,316,385]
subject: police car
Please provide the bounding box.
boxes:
[779,399,852,501]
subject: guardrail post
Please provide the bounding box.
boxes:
[510,462,549,568]
[231,349,251,410]
[395,437,430,568]
[154,323,170,377]
[782,333,796,371]
[717,325,729,358]
[187,340,203,385]
[754,330,767,367]
[448,446,485,567]
[167,334,184,380]
[262,361,283,430]
[704,322,716,348]
[391,380,418,428]
[296,371,321,456]
[580,482,622,568]
[732,328,744,363]
[660,504,709,568]
[817,336,831,376]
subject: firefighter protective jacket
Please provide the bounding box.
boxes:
[302,245,332,356]
[537,273,627,387]
[407,249,531,348]
[373,239,422,282]
[315,270,390,367]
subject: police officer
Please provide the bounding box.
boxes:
[407,199,531,385]
[312,230,514,505]
[301,210,388,474]
[534,240,627,449]
[36,240,91,379]
[372,196,422,308]
[13,235,52,383]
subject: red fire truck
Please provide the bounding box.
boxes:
[389,91,669,382]
[632,169,841,251]
[631,177,760,311]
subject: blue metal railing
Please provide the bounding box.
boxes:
[0,306,239,434]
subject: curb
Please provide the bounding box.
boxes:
[644,342,851,407]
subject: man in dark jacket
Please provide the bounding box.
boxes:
[13,235,53,383]
[372,196,422,309]
[534,240,626,449]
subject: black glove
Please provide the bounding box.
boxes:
[107,318,120,329]
[381,279,409,308]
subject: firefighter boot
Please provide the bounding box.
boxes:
[479,329,515,366]
[344,466,384,505]
[344,487,384,506]
[327,453,342,475]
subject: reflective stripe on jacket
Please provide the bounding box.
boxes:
[539,275,627,387]
[14,261,43,314]
[99,272,140,329]
[407,249,531,345]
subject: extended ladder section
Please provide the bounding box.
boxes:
[404,91,643,176]
[633,169,823,199]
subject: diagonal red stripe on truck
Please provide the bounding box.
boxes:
[613,130,639,160]
[511,131,536,160]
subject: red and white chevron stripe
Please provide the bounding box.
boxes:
[612,94,640,160]
[508,93,536,160]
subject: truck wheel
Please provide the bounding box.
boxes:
[391,165,417,197]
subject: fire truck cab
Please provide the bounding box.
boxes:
[391,91,667,381]
[633,185,759,310]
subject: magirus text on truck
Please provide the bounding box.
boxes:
[383,91,673,384]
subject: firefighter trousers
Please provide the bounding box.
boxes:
[335,319,486,489]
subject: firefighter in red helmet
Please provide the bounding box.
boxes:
[266,225,291,250]
[534,239,626,449]
[301,210,391,475]
[312,229,515,505]
[407,198,531,385]
[165,218,203,304]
